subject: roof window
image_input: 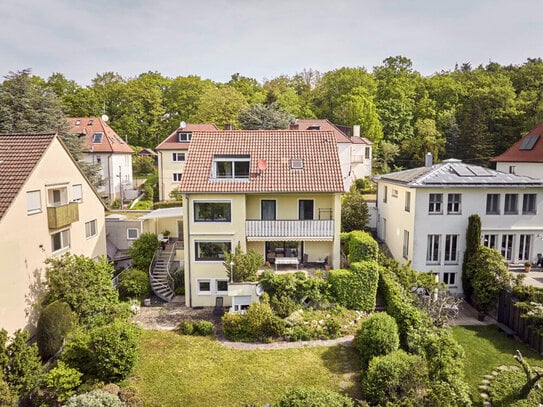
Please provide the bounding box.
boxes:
[291,158,304,169]
[307,125,321,130]
[519,135,540,150]
[75,120,81,126]
[88,119,94,125]
[92,133,103,143]
[178,131,192,142]
[213,155,250,179]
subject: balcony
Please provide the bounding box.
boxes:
[47,202,79,229]
[246,220,334,241]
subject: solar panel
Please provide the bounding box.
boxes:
[452,165,475,176]
[467,165,494,176]
[519,135,540,150]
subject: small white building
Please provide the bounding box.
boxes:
[375,158,543,294]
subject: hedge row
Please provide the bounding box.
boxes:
[152,201,182,209]
[328,261,378,311]
[343,230,378,263]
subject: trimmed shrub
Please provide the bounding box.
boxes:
[117,269,151,301]
[355,312,399,367]
[193,320,213,336]
[222,312,249,341]
[277,386,354,407]
[152,201,183,209]
[119,386,144,407]
[222,303,285,342]
[362,350,428,405]
[37,300,75,360]
[425,378,472,407]
[271,295,301,318]
[128,233,159,271]
[64,389,125,407]
[43,361,82,403]
[328,261,378,311]
[345,230,378,263]
[178,320,195,335]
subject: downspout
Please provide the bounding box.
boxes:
[185,194,192,307]
[107,153,113,200]
[159,150,164,201]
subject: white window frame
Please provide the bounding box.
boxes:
[178,131,192,142]
[443,272,456,286]
[383,186,387,203]
[215,279,229,295]
[403,230,409,259]
[504,194,519,215]
[47,185,68,207]
[486,194,500,215]
[522,194,537,215]
[127,228,139,240]
[194,240,232,262]
[26,190,41,214]
[172,152,186,162]
[518,234,532,262]
[365,147,371,159]
[72,184,82,202]
[483,234,498,249]
[193,200,232,222]
[92,132,103,143]
[172,173,182,182]
[51,229,70,253]
[85,219,97,239]
[447,193,461,214]
[501,234,514,261]
[404,191,411,212]
[426,234,441,264]
[213,155,250,180]
[428,193,443,214]
[444,234,458,264]
[197,279,212,295]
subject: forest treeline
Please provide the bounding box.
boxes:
[3,55,543,171]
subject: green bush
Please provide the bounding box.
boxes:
[355,312,399,367]
[285,324,313,341]
[117,269,150,301]
[271,295,301,318]
[277,386,354,407]
[37,300,75,360]
[138,182,153,201]
[119,386,144,407]
[362,350,428,405]
[345,230,378,263]
[0,375,13,407]
[222,302,285,342]
[128,233,159,271]
[328,261,378,311]
[64,389,125,407]
[425,378,472,407]
[222,312,249,341]
[193,320,214,336]
[43,361,82,403]
[152,201,183,209]
[178,321,195,335]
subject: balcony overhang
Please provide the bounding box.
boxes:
[246,220,334,242]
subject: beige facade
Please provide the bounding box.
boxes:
[157,148,188,201]
[0,137,106,334]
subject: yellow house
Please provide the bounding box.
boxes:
[156,123,218,201]
[179,130,344,309]
[0,134,107,334]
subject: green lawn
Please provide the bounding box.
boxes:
[452,325,543,404]
[129,330,360,406]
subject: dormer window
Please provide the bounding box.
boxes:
[75,120,81,126]
[290,158,304,169]
[88,119,94,125]
[178,131,192,142]
[92,133,103,143]
[307,125,320,130]
[213,155,250,179]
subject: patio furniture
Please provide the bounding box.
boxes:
[275,257,299,271]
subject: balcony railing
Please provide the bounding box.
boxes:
[246,220,334,241]
[47,202,79,229]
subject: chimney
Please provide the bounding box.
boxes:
[425,152,433,167]
[224,123,233,130]
[290,124,299,130]
[353,125,361,138]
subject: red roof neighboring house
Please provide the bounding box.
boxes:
[156,123,219,150]
[291,119,372,145]
[491,122,543,163]
[67,117,134,154]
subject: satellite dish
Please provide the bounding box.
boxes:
[101,114,109,122]
[180,121,187,129]
[256,284,264,297]
[258,159,267,171]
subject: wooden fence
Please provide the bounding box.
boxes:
[497,290,543,353]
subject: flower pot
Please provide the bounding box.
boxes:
[143,298,151,306]
[525,264,532,273]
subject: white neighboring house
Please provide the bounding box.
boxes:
[374,158,543,294]
[491,121,543,178]
[67,117,134,202]
[291,120,373,191]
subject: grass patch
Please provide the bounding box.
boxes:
[130,330,360,406]
[452,325,543,404]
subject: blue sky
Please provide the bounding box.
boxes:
[1,0,543,85]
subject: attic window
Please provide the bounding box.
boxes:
[213,155,250,179]
[519,135,540,150]
[88,120,94,125]
[75,120,81,126]
[92,133,103,143]
[178,131,192,142]
[307,125,320,130]
[291,158,304,169]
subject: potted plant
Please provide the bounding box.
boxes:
[524,261,532,273]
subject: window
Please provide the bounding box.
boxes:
[483,234,498,249]
[92,133,103,143]
[216,280,228,294]
[486,194,500,214]
[504,194,518,214]
[383,186,388,203]
[172,152,185,162]
[290,158,304,169]
[198,279,211,295]
[96,156,102,164]
[26,190,41,214]
[405,191,411,212]
[298,200,314,220]
[501,234,514,261]
[518,234,532,262]
[72,184,82,202]
[428,193,443,214]
[194,201,231,222]
[195,241,232,261]
[509,166,516,174]
[443,272,456,286]
[261,200,276,220]
[85,219,97,238]
[403,230,409,259]
[447,194,461,214]
[444,234,458,264]
[177,131,192,142]
[426,234,440,264]
[392,189,398,198]
[213,155,250,179]
[51,229,70,252]
[522,194,537,214]
[172,173,182,182]
[47,186,68,207]
[127,228,139,240]
[365,147,370,159]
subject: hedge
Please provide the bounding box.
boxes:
[152,201,182,209]
[354,312,399,367]
[328,261,378,311]
[345,230,378,263]
[37,300,74,360]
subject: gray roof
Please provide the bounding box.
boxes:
[375,159,543,188]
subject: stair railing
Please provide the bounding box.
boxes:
[148,247,173,302]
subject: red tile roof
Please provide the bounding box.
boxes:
[67,117,134,154]
[179,130,344,193]
[293,119,372,145]
[491,122,543,163]
[0,133,56,220]
[156,123,219,150]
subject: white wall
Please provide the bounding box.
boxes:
[496,162,543,179]
[82,153,132,201]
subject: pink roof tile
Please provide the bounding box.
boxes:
[178,130,344,193]
[492,121,543,163]
[67,117,134,154]
[156,123,219,150]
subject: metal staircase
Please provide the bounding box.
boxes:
[149,243,176,302]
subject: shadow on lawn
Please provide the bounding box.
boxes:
[320,344,362,400]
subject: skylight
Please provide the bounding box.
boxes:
[519,135,540,150]
[92,133,103,143]
[291,158,304,169]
